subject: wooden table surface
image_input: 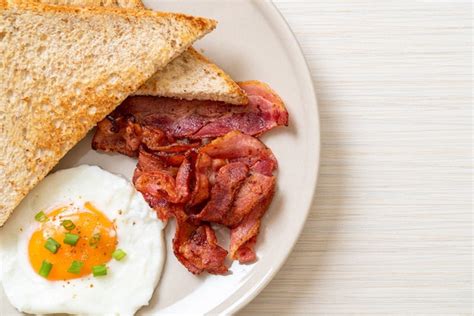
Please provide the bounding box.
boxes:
[239,1,472,314]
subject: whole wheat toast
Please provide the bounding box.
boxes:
[0,0,216,226]
[38,0,248,105]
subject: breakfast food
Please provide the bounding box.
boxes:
[0,165,165,314]
[1,0,290,312]
[92,81,288,273]
[37,0,248,105]
[92,81,288,156]
[134,47,248,105]
[0,0,216,226]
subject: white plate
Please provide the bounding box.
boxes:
[0,0,319,314]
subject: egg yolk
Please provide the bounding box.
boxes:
[28,202,117,281]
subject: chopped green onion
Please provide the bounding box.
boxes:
[64,233,80,246]
[89,233,101,248]
[92,264,107,277]
[38,260,53,278]
[112,249,127,261]
[67,260,84,274]
[44,238,60,254]
[61,220,76,231]
[34,211,48,223]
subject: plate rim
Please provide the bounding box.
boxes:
[214,1,321,314]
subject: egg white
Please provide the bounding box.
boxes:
[0,165,165,315]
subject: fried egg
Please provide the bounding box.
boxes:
[0,165,165,315]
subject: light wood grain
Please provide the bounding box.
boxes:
[239,0,472,314]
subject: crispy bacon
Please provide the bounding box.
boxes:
[92,117,141,157]
[200,131,277,177]
[201,130,276,163]
[234,236,257,263]
[229,174,275,263]
[192,162,248,223]
[133,151,192,204]
[188,153,212,207]
[225,173,275,227]
[134,170,182,203]
[92,81,288,155]
[193,81,288,138]
[91,81,287,274]
[133,132,277,271]
[141,126,167,151]
[173,209,228,275]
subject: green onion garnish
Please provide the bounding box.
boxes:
[34,211,48,223]
[89,233,101,248]
[61,220,76,231]
[38,260,53,278]
[64,233,80,246]
[112,249,127,261]
[92,264,107,277]
[44,238,60,254]
[67,260,84,274]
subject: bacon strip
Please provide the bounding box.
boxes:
[133,149,193,218]
[200,131,277,177]
[188,153,212,207]
[225,173,275,227]
[92,81,288,156]
[194,81,288,138]
[173,209,228,275]
[229,174,275,263]
[192,162,248,223]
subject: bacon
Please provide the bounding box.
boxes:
[229,174,275,263]
[234,237,257,263]
[200,131,277,176]
[141,126,167,151]
[188,153,212,207]
[135,148,168,173]
[193,81,288,138]
[142,195,179,221]
[92,81,288,154]
[92,117,140,157]
[200,131,275,161]
[133,150,192,205]
[239,81,288,126]
[192,162,248,223]
[225,173,275,227]
[249,159,276,177]
[134,170,180,202]
[175,156,193,202]
[132,132,277,271]
[151,142,201,153]
[173,209,228,275]
[91,81,287,274]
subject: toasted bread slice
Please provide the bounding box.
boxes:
[0,0,216,226]
[134,47,248,105]
[37,0,248,105]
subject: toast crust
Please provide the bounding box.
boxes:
[4,0,215,32]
